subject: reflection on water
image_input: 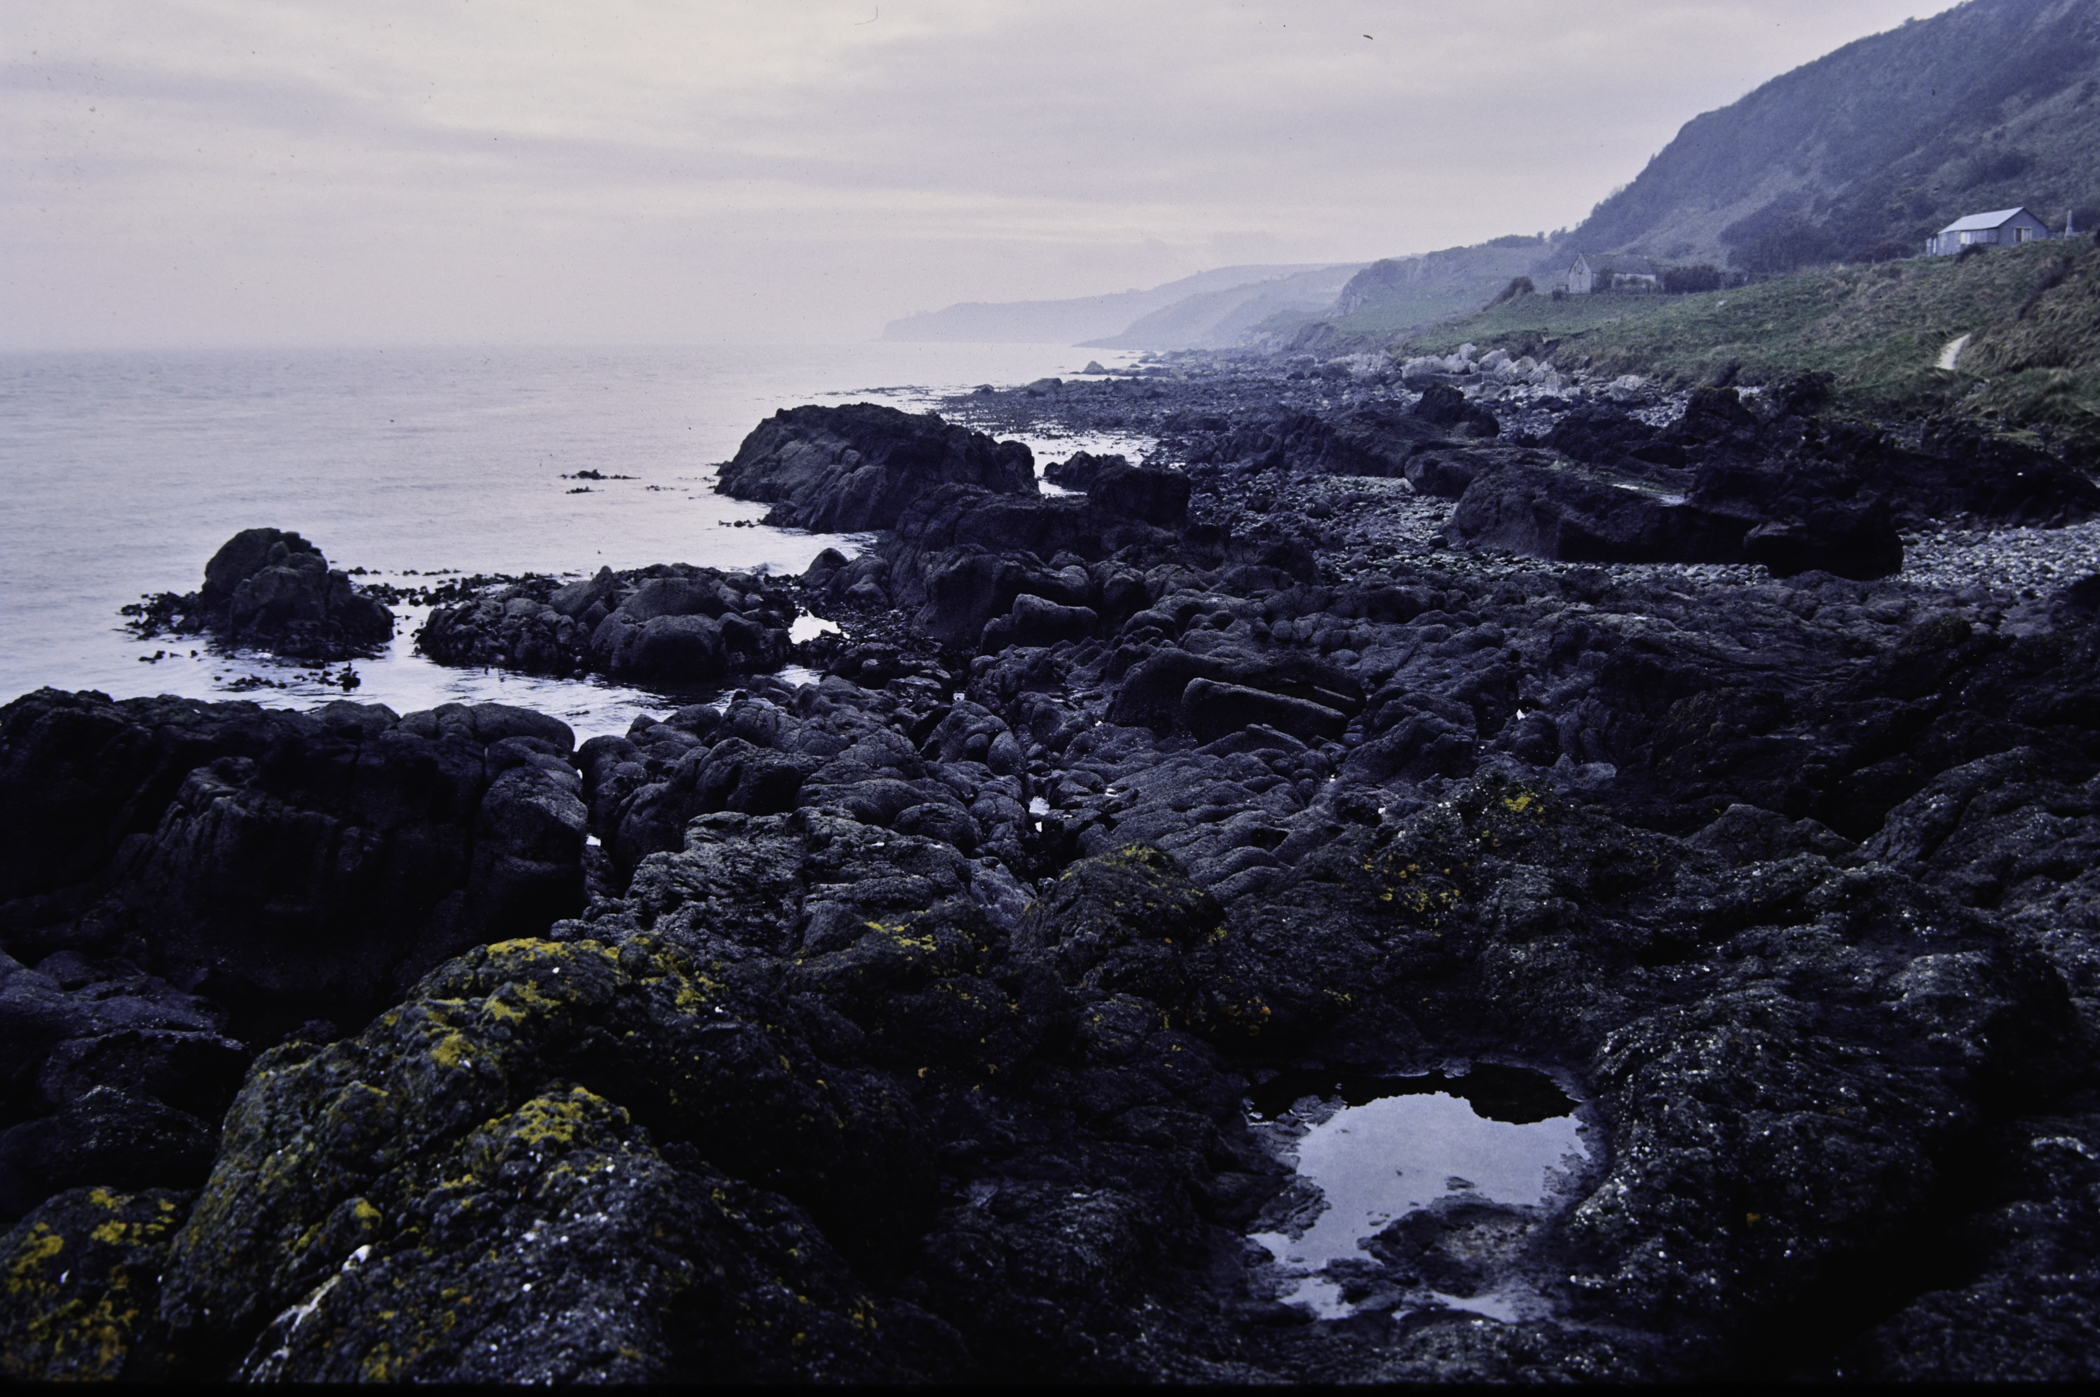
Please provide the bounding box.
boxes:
[1249,1068,1591,1322]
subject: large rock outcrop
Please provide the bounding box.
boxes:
[126,528,394,659]
[0,690,586,1040]
[715,403,1037,532]
[419,564,794,684]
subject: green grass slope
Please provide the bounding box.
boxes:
[1403,240,2098,434]
[1965,241,2100,442]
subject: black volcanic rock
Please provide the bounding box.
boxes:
[0,690,585,1040]
[981,594,1100,651]
[419,563,794,685]
[16,359,2100,1383]
[0,1184,194,1380]
[128,528,394,659]
[1044,455,1191,528]
[881,485,1181,647]
[153,937,959,1382]
[1180,678,1348,745]
[1743,497,1906,579]
[1443,460,1753,565]
[1413,382,1501,439]
[1043,449,1128,491]
[1171,405,1445,476]
[716,402,1037,532]
[1544,402,1681,475]
[1089,463,1192,528]
[0,1086,216,1223]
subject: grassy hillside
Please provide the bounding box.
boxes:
[1402,240,2098,439]
[1966,239,2100,440]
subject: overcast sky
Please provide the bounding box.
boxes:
[3,1,1956,348]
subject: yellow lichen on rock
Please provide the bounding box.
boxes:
[0,1189,191,1382]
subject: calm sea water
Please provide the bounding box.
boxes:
[0,343,1149,739]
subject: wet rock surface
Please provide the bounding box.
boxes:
[715,400,1037,532]
[418,562,796,685]
[124,528,395,660]
[0,689,586,1042]
[5,354,2100,1382]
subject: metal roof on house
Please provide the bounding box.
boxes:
[1937,207,2037,234]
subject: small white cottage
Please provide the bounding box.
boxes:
[1566,253,1660,294]
[1927,207,2053,256]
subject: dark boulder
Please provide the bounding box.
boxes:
[894,483,1175,561]
[982,594,1099,651]
[547,564,618,618]
[1171,405,1447,477]
[885,485,1177,646]
[1013,844,1219,1010]
[0,1185,194,1380]
[1341,710,1478,785]
[1545,403,1681,475]
[420,564,793,685]
[127,528,393,659]
[1443,462,1752,564]
[149,937,951,1383]
[0,1086,216,1223]
[1041,457,1190,528]
[1043,451,1128,491]
[1404,450,1486,499]
[0,944,248,1223]
[1107,649,1230,728]
[1180,678,1348,745]
[1401,444,1562,501]
[1413,383,1502,439]
[0,691,587,1040]
[607,733,821,883]
[1743,497,1905,580]
[716,403,1036,532]
[1669,385,1760,446]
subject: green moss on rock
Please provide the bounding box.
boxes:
[157,936,943,1381]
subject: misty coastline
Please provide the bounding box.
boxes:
[7,0,2100,1383]
[7,333,2100,1379]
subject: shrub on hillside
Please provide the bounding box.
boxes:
[1488,276,1536,306]
[1854,240,1916,264]
[1661,264,1724,294]
[1727,214,1844,276]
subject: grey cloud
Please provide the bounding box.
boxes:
[1,0,1957,347]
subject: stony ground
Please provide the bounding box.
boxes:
[4,355,2099,1382]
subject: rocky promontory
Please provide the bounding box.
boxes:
[124,527,395,660]
[6,367,2100,1383]
[418,563,795,685]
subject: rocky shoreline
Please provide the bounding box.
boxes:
[5,356,2099,1382]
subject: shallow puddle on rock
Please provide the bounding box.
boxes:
[789,613,841,643]
[1248,1068,1590,1321]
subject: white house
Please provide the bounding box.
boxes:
[1566,253,1660,294]
[1927,207,2053,256]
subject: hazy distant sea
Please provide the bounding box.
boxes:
[0,343,1148,739]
